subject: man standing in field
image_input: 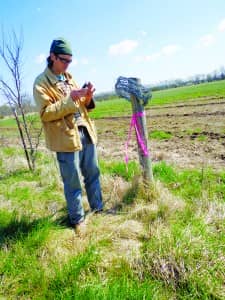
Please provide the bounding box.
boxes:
[33,38,103,235]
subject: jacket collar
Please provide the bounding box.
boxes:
[44,67,74,86]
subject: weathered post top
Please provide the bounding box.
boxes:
[115,76,152,106]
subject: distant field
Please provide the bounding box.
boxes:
[0,117,17,127]
[0,114,39,128]
[92,79,225,118]
[151,79,225,105]
[0,80,225,125]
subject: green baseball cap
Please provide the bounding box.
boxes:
[50,38,73,55]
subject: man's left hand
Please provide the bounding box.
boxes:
[85,82,95,105]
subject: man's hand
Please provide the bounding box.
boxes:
[70,82,95,105]
[70,88,88,101]
[85,82,95,105]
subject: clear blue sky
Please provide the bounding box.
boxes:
[0,0,225,101]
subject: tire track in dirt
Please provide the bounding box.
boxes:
[149,99,225,110]
[149,110,225,119]
[188,131,225,140]
[100,110,225,120]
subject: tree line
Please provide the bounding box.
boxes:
[150,67,225,91]
[1,67,225,117]
[93,66,225,100]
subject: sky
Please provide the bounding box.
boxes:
[0,0,225,102]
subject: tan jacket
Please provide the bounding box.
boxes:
[33,67,97,152]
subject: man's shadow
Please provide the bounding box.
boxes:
[0,213,67,249]
[0,182,138,248]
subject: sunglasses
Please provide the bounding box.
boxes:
[56,55,72,64]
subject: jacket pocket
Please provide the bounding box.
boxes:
[61,117,75,136]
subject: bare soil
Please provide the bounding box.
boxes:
[96,99,225,170]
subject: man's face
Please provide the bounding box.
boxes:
[51,53,72,74]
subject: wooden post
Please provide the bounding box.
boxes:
[130,93,153,183]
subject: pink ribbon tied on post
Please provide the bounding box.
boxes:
[114,76,152,170]
[125,111,149,166]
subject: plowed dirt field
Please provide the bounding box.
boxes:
[96,99,225,170]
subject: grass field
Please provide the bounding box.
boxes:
[0,80,225,299]
[91,79,225,119]
[151,79,225,105]
[0,148,224,299]
[1,79,225,125]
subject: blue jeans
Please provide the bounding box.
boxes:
[56,128,103,225]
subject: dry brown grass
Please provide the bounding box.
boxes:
[3,156,27,173]
[41,177,187,279]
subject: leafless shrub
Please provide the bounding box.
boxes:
[0,28,42,171]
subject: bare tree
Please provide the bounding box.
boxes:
[0,29,42,171]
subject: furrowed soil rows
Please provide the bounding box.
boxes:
[96,99,225,170]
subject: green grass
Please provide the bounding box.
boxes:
[0,78,225,300]
[2,147,20,156]
[100,160,140,181]
[90,98,132,119]
[153,161,225,201]
[0,80,224,123]
[90,79,225,119]
[142,214,225,299]
[150,79,225,106]
[0,151,224,299]
[149,130,173,140]
[185,128,203,135]
[0,113,41,129]
[0,209,171,299]
[197,134,207,141]
[0,117,17,127]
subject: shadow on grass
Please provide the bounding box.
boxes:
[0,211,67,248]
[122,186,139,205]
[54,209,71,228]
[0,180,141,249]
[100,183,139,215]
